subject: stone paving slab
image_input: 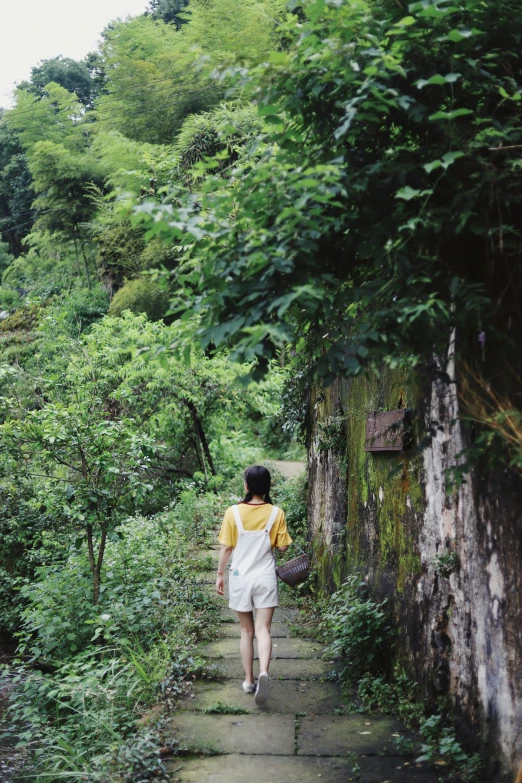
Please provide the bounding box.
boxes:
[201,637,324,659]
[216,621,288,638]
[169,754,436,782]
[207,657,335,680]
[271,459,306,478]
[274,607,300,623]
[358,756,436,782]
[219,606,300,624]
[168,713,295,755]
[219,608,239,622]
[179,678,345,715]
[297,714,414,756]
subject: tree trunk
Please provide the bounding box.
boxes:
[184,399,216,476]
[86,523,107,605]
[74,225,91,290]
[72,236,84,282]
[195,433,209,482]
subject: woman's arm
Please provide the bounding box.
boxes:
[216,544,233,595]
[276,545,289,553]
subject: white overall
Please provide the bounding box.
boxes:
[228,504,280,612]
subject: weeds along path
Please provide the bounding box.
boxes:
[165,534,436,783]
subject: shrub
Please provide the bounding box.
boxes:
[354,672,482,779]
[7,505,220,781]
[321,575,391,680]
[0,286,22,312]
[357,670,424,727]
[417,714,482,782]
[170,488,224,544]
[56,285,109,333]
[0,240,14,274]
[0,304,40,332]
[275,471,307,543]
[108,278,168,321]
[17,513,217,661]
[175,102,263,182]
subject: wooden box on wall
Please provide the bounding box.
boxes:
[365,409,408,452]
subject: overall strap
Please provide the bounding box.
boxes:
[232,505,244,535]
[264,506,279,534]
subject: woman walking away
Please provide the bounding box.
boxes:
[216,466,292,706]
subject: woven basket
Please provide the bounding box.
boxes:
[276,554,310,587]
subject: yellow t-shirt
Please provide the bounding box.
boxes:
[218,503,293,549]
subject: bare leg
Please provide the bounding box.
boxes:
[255,607,275,675]
[237,611,255,684]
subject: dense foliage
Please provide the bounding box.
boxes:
[134,0,522,393]
[5,496,222,781]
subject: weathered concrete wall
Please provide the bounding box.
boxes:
[307,357,522,781]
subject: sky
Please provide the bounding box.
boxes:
[0,0,149,108]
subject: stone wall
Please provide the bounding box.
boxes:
[307,356,522,781]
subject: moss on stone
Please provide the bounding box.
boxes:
[345,366,424,592]
[310,365,424,595]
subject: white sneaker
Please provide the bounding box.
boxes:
[255,673,269,706]
[242,680,256,694]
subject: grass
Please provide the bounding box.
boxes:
[201,702,249,714]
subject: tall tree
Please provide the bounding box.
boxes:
[148,0,190,29]
[18,56,98,107]
[0,116,35,255]
[183,0,286,63]
[95,16,218,144]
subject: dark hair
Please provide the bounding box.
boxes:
[242,465,272,504]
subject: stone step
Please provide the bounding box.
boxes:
[168,754,436,783]
[219,606,300,623]
[168,713,295,756]
[200,637,325,660]
[219,608,239,622]
[168,712,415,760]
[205,657,335,681]
[178,678,345,715]
[274,607,300,624]
[297,714,414,757]
[216,621,289,638]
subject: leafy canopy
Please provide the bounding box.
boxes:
[134,0,522,383]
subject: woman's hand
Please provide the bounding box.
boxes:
[216,545,232,596]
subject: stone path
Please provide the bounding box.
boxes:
[166,543,436,783]
[271,460,306,479]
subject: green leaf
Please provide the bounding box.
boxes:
[441,151,464,168]
[444,28,474,42]
[429,108,474,121]
[499,86,521,101]
[416,73,461,88]
[268,52,291,65]
[423,160,442,173]
[424,151,464,173]
[258,104,280,117]
[410,3,459,19]
[396,186,421,201]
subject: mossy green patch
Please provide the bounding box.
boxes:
[311,366,424,594]
[345,366,424,592]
